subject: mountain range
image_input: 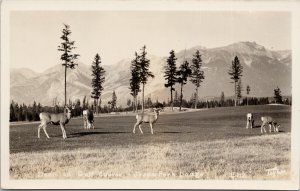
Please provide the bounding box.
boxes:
[10,41,291,106]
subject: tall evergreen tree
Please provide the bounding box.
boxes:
[10,101,16,122]
[138,45,154,112]
[91,53,106,114]
[237,80,242,105]
[246,85,251,105]
[57,24,80,107]
[220,91,225,107]
[129,52,141,112]
[190,50,205,109]
[177,60,192,111]
[164,50,177,111]
[82,95,87,110]
[274,86,283,104]
[111,90,117,111]
[228,56,243,107]
[127,99,132,108]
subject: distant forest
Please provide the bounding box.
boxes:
[10,95,291,122]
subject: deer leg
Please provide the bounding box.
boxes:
[274,124,277,133]
[246,120,249,129]
[83,118,87,129]
[269,124,272,133]
[38,123,43,138]
[150,123,154,134]
[86,119,90,129]
[133,122,139,134]
[60,124,67,139]
[138,124,144,134]
[276,125,280,132]
[261,123,266,134]
[42,125,50,139]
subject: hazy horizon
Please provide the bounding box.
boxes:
[10,11,291,72]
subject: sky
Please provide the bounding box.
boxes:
[10,11,291,72]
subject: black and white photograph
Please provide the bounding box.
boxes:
[1,0,300,189]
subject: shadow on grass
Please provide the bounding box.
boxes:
[252,125,261,129]
[160,131,191,134]
[67,131,129,138]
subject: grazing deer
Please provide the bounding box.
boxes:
[246,113,254,129]
[261,116,280,134]
[38,106,72,139]
[83,109,94,129]
[133,108,161,134]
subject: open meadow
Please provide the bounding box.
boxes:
[9,105,291,179]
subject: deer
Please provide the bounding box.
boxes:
[37,106,72,139]
[246,113,255,129]
[133,108,161,134]
[83,109,94,129]
[261,116,280,134]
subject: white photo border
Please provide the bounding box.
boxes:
[1,0,299,189]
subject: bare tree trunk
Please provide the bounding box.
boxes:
[142,83,145,112]
[234,81,237,107]
[194,86,198,109]
[134,95,138,113]
[64,64,67,110]
[170,87,173,112]
[95,99,99,114]
[132,96,135,113]
[179,84,183,111]
[99,98,102,113]
[135,96,138,113]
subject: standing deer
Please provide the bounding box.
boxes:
[83,109,94,129]
[38,106,72,139]
[246,113,254,129]
[261,116,280,134]
[133,108,161,134]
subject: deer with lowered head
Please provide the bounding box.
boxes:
[133,108,161,134]
[261,116,280,134]
[38,106,73,139]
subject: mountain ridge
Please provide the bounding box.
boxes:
[10,41,291,106]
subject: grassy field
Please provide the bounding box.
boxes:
[9,105,291,179]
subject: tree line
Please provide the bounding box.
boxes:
[10,91,291,122]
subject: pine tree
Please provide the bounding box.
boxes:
[91,53,106,114]
[237,80,242,105]
[82,95,87,110]
[127,99,132,108]
[228,56,243,107]
[111,91,117,111]
[138,45,154,112]
[57,24,80,107]
[10,101,15,122]
[174,91,178,103]
[190,50,205,109]
[274,86,283,104]
[177,60,192,111]
[129,52,141,112]
[246,85,251,105]
[32,101,39,121]
[164,50,177,111]
[220,91,225,107]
